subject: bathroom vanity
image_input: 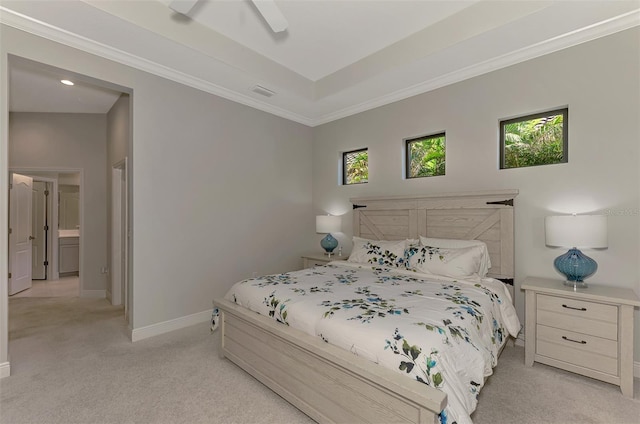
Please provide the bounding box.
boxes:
[59,229,79,275]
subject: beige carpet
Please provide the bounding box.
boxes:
[10,276,79,298]
[1,296,639,424]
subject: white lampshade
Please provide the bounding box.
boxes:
[545,215,608,248]
[316,215,341,234]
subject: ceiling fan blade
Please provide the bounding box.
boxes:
[169,0,199,15]
[251,0,288,33]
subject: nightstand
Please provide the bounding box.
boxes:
[522,276,640,397]
[301,253,342,268]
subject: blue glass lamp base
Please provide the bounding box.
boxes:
[320,233,338,256]
[553,248,597,288]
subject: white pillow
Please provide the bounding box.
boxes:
[409,244,484,279]
[348,237,407,268]
[419,236,491,277]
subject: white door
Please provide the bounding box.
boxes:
[9,173,33,295]
[32,181,48,280]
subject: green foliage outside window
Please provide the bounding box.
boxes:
[501,109,567,169]
[344,149,368,185]
[407,133,445,178]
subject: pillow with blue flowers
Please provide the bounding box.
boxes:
[408,244,484,279]
[419,236,491,277]
[347,237,407,268]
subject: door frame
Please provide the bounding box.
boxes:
[111,158,129,320]
[29,176,56,280]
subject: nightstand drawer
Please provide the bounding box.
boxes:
[537,324,618,375]
[537,294,617,340]
[537,294,617,322]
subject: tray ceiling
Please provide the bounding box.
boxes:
[2,0,639,125]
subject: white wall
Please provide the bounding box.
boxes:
[10,112,108,294]
[312,28,640,360]
[0,23,314,367]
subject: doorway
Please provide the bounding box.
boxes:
[8,170,82,298]
[3,54,134,379]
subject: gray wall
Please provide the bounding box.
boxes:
[9,112,109,294]
[106,93,131,304]
[107,94,130,164]
[312,28,640,360]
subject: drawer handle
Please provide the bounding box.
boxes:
[562,336,587,345]
[562,304,586,311]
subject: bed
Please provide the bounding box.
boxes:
[213,190,519,424]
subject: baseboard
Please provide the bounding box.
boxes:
[131,309,213,342]
[0,362,10,379]
[80,290,106,298]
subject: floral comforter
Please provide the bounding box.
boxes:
[219,262,520,424]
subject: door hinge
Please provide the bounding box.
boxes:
[44,190,50,196]
[8,273,11,279]
[44,225,49,231]
[8,228,12,235]
[44,261,49,266]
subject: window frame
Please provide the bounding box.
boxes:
[499,107,568,170]
[342,148,368,185]
[405,132,446,179]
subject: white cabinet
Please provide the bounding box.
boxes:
[522,276,639,397]
[59,236,79,275]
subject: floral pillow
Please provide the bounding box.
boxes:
[419,236,491,277]
[408,244,484,279]
[347,237,407,268]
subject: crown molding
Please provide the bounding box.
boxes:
[1,6,638,127]
[0,6,315,126]
[312,9,640,126]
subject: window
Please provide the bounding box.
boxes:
[343,148,368,185]
[406,133,446,179]
[500,108,568,169]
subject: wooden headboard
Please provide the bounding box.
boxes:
[350,190,518,281]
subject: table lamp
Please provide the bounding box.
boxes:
[544,214,608,288]
[316,215,341,256]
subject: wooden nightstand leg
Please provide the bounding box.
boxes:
[524,290,535,366]
[619,305,634,397]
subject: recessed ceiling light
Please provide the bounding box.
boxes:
[60,79,74,86]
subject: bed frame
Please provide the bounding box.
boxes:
[214,190,518,424]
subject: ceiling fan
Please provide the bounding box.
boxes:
[168,0,289,33]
